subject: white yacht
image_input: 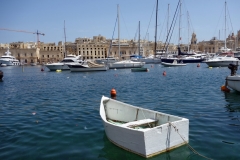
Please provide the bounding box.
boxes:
[95,57,119,64]
[0,47,20,66]
[131,54,161,64]
[204,52,239,67]
[108,60,145,69]
[204,2,239,67]
[45,54,82,71]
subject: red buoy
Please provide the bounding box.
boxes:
[110,88,117,97]
[221,85,230,92]
[163,71,166,76]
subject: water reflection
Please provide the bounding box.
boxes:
[224,92,240,112]
[99,134,193,160]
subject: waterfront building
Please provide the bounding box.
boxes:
[1,31,240,64]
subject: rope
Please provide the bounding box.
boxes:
[169,122,213,160]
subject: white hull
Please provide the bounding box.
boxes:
[68,62,108,72]
[226,75,240,92]
[100,96,189,158]
[109,60,145,69]
[45,63,70,71]
[204,60,239,67]
[0,48,20,66]
[0,59,20,66]
[132,58,161,64]
[69,66,108,72]
[95,59,118,64]
[161,62,186,67]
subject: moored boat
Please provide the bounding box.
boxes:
[109,60,145,69]
[0,47,20,66]
[203,52,239,67]
[45,54,82,71]
[100,96,189,158]
[225,63,240,92]
[161,59,186,67]
[68,61,108,72]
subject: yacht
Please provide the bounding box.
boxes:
[203,52,239,67]
[108,60,145,69]
[0,47,20,66]
[45,54,82,71]
[131,54,161,64]
[68,61,108,72]
[95,57,119,64]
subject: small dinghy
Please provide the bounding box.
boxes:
[161,60,186,67]
[100,96,189,158]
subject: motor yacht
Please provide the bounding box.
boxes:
[203,52,239,67]
[95,57,119,64]
[0,47,20,66]
[45,54,82,71]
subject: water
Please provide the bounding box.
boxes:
[0,64,239,160]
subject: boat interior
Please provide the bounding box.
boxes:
[103,98,183,130]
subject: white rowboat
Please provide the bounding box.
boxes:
[100,96,189,158]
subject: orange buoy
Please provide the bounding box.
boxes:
[221,85,230,92]
[197,63,200,67]
[110,88,117,97]
[163,71,166,76]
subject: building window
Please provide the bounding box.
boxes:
[47,55,49,58]
[42,55,44,58]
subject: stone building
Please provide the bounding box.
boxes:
[198,30,240,53]
[1,31,240,65]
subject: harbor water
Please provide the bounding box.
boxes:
[0,63,239,160]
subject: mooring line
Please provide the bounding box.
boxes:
[169,122,213,160]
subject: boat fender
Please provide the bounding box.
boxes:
[221,85,230,92]
[163,71,166,76]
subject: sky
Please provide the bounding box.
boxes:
[0,0,239,45]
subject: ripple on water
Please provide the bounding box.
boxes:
[0,65,240,159]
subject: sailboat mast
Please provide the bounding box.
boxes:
[187,11,190,53]
[167,4,169,37]
[224,1,227,49]
[179,0,182,46]
[154,0,158,58]
[167,4,169,53]
[138,21,140,56]
[118,4,120,59]
[64,20,67,57]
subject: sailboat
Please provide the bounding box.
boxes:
[108,5,145,69]
[204,1,239,67]
[45,21,82,71]
[161,0,205,64]
[131,17,161,64]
